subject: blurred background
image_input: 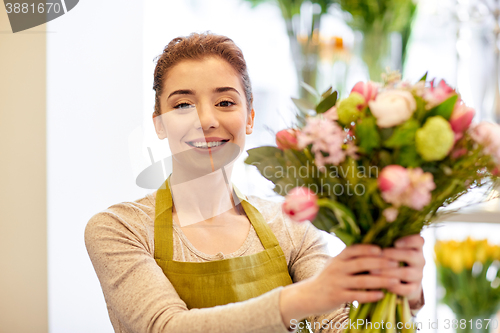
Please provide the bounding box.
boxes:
[2,0,500,332]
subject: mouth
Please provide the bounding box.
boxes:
[186,139,230,149]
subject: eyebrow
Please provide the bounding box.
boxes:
[167,86,240,100]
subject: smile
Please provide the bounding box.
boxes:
[186,140,229,149]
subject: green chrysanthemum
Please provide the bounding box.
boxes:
[415,116,454,161]
[337,92,365,125]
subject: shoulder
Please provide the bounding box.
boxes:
[84,192,157,254]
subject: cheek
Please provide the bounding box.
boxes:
[224,114,246,138]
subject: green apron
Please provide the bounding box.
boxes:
[153,176,312,331]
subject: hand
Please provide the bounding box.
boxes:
[374,234,425,306]
[280,244,400,326]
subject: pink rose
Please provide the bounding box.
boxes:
[450,103,475,134]
[378,165,411,207]
[282,187,319,222]
[276,129,299,150]
[424,79,455,106]
[351,81,379,105]
[470,121,500,164]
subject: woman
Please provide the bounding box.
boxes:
[85,32,425,333]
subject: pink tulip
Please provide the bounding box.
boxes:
[450,104,475,133]
[282,187,319,222]
[351,81,379,105]
[276,129,299,150]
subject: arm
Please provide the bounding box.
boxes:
[84,206,293,333]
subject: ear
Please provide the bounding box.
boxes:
[152,113,168,140]
[246,109,255,135]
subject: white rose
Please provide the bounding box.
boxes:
[368,90,417,128]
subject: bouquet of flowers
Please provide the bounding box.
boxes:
[244,71,500,332]
[435,238,500,332]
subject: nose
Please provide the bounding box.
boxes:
[195,103,219,131]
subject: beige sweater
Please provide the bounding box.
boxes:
[84,191,353,333]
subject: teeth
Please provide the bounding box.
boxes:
[190,141,227,148]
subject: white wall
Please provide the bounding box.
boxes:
[47,1,144,332]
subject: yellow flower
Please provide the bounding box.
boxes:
[449,249,464,273]
[488,245,500,260]
[475,239,489,263]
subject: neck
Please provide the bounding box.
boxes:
[169,161,240,227]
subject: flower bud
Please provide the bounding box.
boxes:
[282,187,319,222]
[276,129,299,150]
[351,81,379,105]
[450,104,475,133]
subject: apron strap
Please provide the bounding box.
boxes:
[154,175,282,261]
[154,177,174,261]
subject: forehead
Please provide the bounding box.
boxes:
[163,57,243,93]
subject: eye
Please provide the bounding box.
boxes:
[217,100,235,107]
[174,102,194,110]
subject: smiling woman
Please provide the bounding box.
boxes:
[84,32,425,333]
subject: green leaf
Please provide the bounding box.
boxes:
[378,150,393,168]
[316,91,338,114]
[300,82,320,100]
[383,118,420,148]
[322,199,360,235]
[331,227,357,246]
[426,94,458,121]
[292,97,316,114]
[396,145,423,167]
[413,95,427,122]
[312,206,339,232]
[321,86,333,99]
[244,146,285,183]
[355,116,381,154]
[419,72,428,82]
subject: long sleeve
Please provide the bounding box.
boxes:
[84,205,293,333]
[281,213,350,332]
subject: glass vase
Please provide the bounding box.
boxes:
[356,25,401,82]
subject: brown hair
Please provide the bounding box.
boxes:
[153,32,253,116]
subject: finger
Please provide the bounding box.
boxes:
[338,244,382,260]
[343,290,385,304]
[371,267,423,283]
[343,257,399,275]
[341,275,399,290]
[395,235,424,250]
[382,248,424,267]
[386,282,419,298]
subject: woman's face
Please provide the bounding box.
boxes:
[153,56,254,174]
